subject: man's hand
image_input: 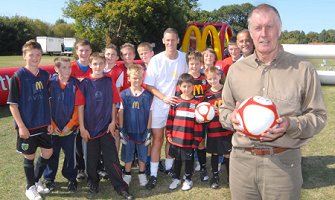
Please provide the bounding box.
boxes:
[230,102,246,136]
[260,117,289,141]
[162,96,179,105]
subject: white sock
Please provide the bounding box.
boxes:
[150,162,159,177]
[165,158,174,171]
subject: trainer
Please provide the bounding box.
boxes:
[219,4,327,200]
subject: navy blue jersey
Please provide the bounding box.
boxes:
[79,76,114,138]
[7,67,50,130]
[49,74,79,130]
[121,88,153,142]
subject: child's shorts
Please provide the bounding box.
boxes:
[169,144,194,161]
[16,126,52,155]
[121,140,148,163]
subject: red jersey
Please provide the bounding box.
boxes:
[220,57,233,77]
[70,60,92,80]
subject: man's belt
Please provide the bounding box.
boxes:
[241,147,289,156]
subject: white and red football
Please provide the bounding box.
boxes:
[195,102,215,122]
[236,96,279,139]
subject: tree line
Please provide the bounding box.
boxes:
[1,1,334,56]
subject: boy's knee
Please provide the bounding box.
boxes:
[41,148,53,159]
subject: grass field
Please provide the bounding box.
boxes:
[0,87,334,200]
[0,55,67,68]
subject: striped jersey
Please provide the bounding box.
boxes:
[166,97,203,148]
[203,88,233,137]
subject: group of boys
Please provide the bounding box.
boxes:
[8,27,243,200]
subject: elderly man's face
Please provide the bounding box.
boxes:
[248,9,281,56]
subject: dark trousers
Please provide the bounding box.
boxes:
[76,133,85,170]
[86,133,128,192]
[173,159,194,180]
[43,132,77,181]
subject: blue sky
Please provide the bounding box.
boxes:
[1,0,334,33]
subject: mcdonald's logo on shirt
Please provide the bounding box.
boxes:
[132,101,140,109]
[193,85,204,96]
[35,81,44,90]
[214,100,223,108]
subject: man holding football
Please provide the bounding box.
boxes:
[219,3,327,200]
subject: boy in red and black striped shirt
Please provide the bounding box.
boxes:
[166,73,203,191]
[202,66,233,189]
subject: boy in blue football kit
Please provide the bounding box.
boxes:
[77,52,133,199]
[7,40,53,200]
[43,56,80,192]
[119,64,153,187]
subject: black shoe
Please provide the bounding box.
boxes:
[158,161,165,172]
[210,176,220,189]
[118,190,134,200]
[164,168,174,177]
[67,180,77,192]
[45,180,56,191]
[145,176,157,190]
[88,183,99,194]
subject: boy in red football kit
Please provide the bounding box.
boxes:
[202,66,233,189]
[77,52,133,199]
[71,39,92,81]
[119,43,136,92]
[137,42,154,69]
[7,40,53,200]
[43,56,80,192]
[71,39,93,180]
[166,73,203,191]
[104,43,122,92]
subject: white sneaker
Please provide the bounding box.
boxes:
[36,180,50,194]
[123,174,132,185]
[138,174,148,186]
[181,179,193,191]
[194,161,201,171]
[25,185,42,200]
[169,179,181,190]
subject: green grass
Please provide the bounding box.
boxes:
[0,86,334,199]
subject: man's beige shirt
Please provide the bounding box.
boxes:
[219,48,327,148]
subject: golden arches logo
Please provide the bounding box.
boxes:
[132,101,140,109]
[193,85,204,96]
[181,23,232,60]
[214,100,223,108]
[35,81,43,90]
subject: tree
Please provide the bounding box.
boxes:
[64,0,197,52]
[188,3,254,34]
